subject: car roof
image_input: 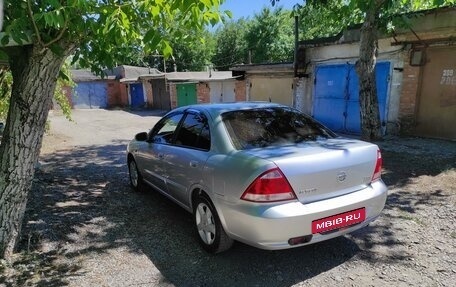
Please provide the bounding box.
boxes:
[175,102,288,118]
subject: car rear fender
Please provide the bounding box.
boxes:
[190,188,233,234]
[204,151,277,204]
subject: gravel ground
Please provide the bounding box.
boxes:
[1,109,455,287]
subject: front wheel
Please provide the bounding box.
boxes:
[193,194,233,253]
[128,158,143,191]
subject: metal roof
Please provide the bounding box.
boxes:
[172,102,286,119]
[137,71,236,82]
[70,69,115,82]
[123,65,162,79]
[230,62,293,72]
[106,65,163,82]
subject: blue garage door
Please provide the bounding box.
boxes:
[313,62,390,135]
[130,83,145,108]
[73,82,107,109]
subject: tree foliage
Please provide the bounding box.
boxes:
[147,29,216,72]
[296,1,361,39]
[0,0,226,259]
[167,29,216,71]
[2,0,226,72]
[245,7,294,64]
[212,19,249,70]
[0,64,74,122]
[212,7,294,68]
[291,0,456,39]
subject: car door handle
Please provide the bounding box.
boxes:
[189,161,198,168]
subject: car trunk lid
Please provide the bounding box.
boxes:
[243,138,379,204]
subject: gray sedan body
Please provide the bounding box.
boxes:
[127,102,387,252]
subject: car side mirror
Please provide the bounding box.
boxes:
[135,132,148,141]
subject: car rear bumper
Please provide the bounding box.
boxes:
[219,180,387,250]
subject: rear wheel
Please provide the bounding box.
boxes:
[194,194,233,253]
[128,158,142,191]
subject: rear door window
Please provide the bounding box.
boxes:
[222,107,335,150]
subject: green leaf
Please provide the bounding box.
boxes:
[0,50,8,62]
[162,41,173,58]
[182,1,194,12]
[9,29,24,45]
[433,0,445,6]
[201,0,213,8]
[145,30,162,49]
[143,29,156,43]
[48,0,61,8]
[119,10,130,28]
[49,43,65,57]
[151,5,160,17]
[58,69,71,82]
[0,35,10,46]
[224,10,233,18]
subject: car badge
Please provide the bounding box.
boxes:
[337,171,347,182]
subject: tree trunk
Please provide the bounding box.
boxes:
[0,45,66,259]
[355,1,384,141]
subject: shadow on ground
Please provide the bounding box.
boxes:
[121,109,168,117]
[4,140,454,286]
[381,150,455,188]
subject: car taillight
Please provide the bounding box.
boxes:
[372,149,383,182]
[241,168,297,202]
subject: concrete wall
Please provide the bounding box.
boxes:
[166,81,239,108]
[299,37,405,135]
[394,8,456,43]
[143,80,153,107]
[244,74,294,105]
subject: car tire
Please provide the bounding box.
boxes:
[128,158,143,192]
[193,194,233,253]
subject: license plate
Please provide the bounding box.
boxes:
[312,208,366,234]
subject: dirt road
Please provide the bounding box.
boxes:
[1,110,455,287]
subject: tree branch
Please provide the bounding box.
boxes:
[43,17,69,48]
[27,0,44,46]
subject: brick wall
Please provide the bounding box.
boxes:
[197,82,210,104]
[107,80,122,107]
[235,80,246,101]
[399,50,421,134]
[169,83,177,109]
[63,86,73,108]
[119,83,128,106]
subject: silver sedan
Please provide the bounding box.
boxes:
[127,102,387,253]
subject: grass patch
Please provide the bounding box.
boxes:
[397,213,426,226]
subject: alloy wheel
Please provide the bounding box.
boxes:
[195,202,216,245]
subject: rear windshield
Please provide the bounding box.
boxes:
[222,107,335,150]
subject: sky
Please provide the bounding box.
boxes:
[220,0,302,20]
